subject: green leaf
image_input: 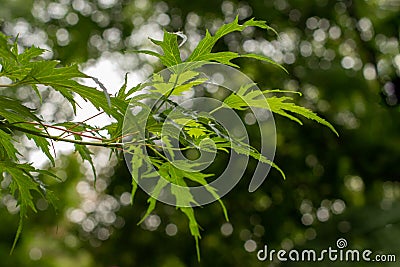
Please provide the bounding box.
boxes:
[0,33,16,63]
[0,41,121,119]
[128,145,168,223]
[180,207,202,262]
[223,85,338,135]
[137,175,169,225]
[0,162,41,253]
[266,96,339,136]
[26,133,55,166]
[74,144,97,182]
[17,46,46,64]
[194,51,242,67]
[191,52,287,72]
[150,70,207,96]
[167,165,198,206]
[0,96,42,123]
[128,146,144,204]
[187,16,277,66]
[230,140,286,180]
[179,167,229,221]
[166,164,202,261]
[135,17,282,71]
[116,73,129,100]
[0,130,19,161]
[240,54,287,73]
[157,162,229,261]
[147,30,182,67]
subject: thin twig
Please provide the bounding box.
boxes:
[1,123,122,148]
[58,111,105,138]
[11,121,106,141]
[0,83,19,88]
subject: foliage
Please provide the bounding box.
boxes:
[0,17,336,259]
[0,32,123,252]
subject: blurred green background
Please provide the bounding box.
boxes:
[1,0,400,266]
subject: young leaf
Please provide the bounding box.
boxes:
[165,164,202,261]
[0,40,121,119]
[150,70,207,96]
[135,30,182,67]
[186,16,280,70]
[266,96,339,136]
[74,144,97,182]
[0,130,19,161]
[0,96,42,123]
[17,46,46,64]
[0,162,41,252]
[179,167,229,221]
[150,30,182,67]
[137,173,169,225]
[223,85,338,135]
[229,140,286,180]
[127,146,145,204]
[180,207,202,261]
[26,133,55,166]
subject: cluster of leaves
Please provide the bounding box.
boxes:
[0,17,336,259]
[0,32,126,251]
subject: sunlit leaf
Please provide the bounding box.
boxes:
[224,85,338,135]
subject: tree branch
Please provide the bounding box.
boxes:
[0,83,18,88]
[1,123,123,148]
